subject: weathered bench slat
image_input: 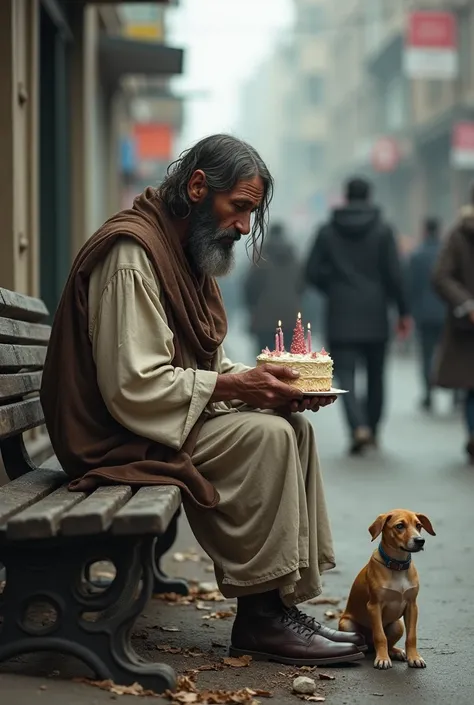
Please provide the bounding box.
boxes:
[0,467,65,528]
[0,344,47,370]
[61,485,133,536]
[0,316,50,345]
[0,371,42,401]
[112,485,181,536]
[6,485,86,540]
[0,288,49,323]
[0,397,44,439]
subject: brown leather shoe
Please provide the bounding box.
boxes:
[287,606,368,652]
[230,606,364,666]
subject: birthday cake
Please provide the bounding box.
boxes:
[256,314,333,393]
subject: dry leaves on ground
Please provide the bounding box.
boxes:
[307,596,341,606]
[156,646,206,657]
[222,655,252,668]
[317,674,335,681]
[73,678,157,697]
[155,585,227,607]
[202,611,235,621]
[166,676,272,705]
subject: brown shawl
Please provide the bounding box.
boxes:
[40,188,227,508]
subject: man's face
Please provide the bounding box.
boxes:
[186,176,264,278]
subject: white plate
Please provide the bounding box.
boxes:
[302,388,349,397]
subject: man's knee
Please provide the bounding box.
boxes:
[241,412,296,450]
[287,413,315,444]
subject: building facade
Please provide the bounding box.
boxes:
[326,0,474,244]
[0,0,182,318]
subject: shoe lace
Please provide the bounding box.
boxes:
[288,606,322,631]
[281,608,316,637]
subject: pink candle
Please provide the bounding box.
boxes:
[275,332,280,352]
[278,320,284,351]
[306,322,312,353]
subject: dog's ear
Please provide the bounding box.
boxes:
[368,514,392,541]
[416,513,436,536]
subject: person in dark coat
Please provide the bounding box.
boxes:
[407,217,446,410]
[244,222,303,354]
[306,177,411,453]
[432,201,474,462]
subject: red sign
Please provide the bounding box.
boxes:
[452,122,474,169]
[133,123,173,161]
[407,11,456,49]
[404,11,458,79]
[371,137,400,173]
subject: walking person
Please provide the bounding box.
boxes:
[407,217,446,411]
[432,197,474,463]
[243,222,303,355]
[305,177,411,454]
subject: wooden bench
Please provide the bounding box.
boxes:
[0,286,188,692]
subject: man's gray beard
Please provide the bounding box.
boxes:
[187,201,237,277]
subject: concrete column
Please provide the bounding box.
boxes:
[0,0,39,294]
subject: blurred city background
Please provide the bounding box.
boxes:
[1,0,473,437]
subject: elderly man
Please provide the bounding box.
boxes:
[41,135,365,666]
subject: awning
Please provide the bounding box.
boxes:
[99,36,183,88]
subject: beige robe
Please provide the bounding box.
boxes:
[88,237,335,605]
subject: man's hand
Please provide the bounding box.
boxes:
[397,316,413,340]
[279,395,337,415]
[232,364,305,409]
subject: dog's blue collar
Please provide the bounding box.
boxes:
[378,544,411,571]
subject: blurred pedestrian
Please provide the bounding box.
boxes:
[306,177,411,454]
[407,217,446,411]
[432,197,474,463]
[243,222,303,354]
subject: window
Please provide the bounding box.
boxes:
[306,75,325,105]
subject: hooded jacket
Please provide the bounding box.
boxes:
[306,203,408,343]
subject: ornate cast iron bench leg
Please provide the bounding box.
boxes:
[0,536,176,692]
[153,510,189,596]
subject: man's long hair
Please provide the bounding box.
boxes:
[159,134,274,260]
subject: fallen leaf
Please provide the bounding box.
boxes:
[298,697,325,703]
[307,596,341,606]
[177,676,198,691]
[73,678,157,697]
[170,692,199,704]
[222,655,252,668]
[185,648,205,658]
[196,601,212,611]
[372,694,384,698]
[318,673,335,681]
[202,611,235,620]
[161,626,181,632]
[157,645,183,654]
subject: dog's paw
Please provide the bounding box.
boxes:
[374,655,392,670]
[408,654,426,668]
[390,648,407,662]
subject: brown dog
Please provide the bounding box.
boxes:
[339,509,436,670]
